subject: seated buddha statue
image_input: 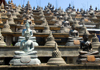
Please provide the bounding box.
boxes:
[15,21,36,55]
[9,21,41,65]
[80,34,92,51]
[77,33,100,64]
[66,26,82,46]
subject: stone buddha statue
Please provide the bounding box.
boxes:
[80,34,92,51]
[9,21,41,65]
[77,32,100,64]
[89,5,94,15]
[19,21,34,53]
[69,26,80,38]
[66,26,82,46]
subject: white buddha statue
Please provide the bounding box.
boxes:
[9,21,41,65]
[15,21,37,55]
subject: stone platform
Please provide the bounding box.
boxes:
[0,46,99,64]
[1,64,100,70]
[0,46,99,57]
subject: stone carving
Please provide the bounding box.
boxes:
[77,8,80,14]
[8,14,15,24]
[15,7,20,15]
[92,33,100,47]
[66,25,82,46]
[71,19,80,29]
[2,20,12,32]
[45,31,58,46]
[79,23,90,35]
[47,43,66,65]
[12,10,17,18]
[0,29,7,46]
[91,13,97,19]
[41,19,47,26]
[84,9,90,17]
[0,2,5,12]
[54,20,62,26]
[58,25,70,33]
[71,6,76,16]
[89,5,94,15]
[66,4,72,13]
[62,19,71,28]
[95,7,98,12]
[77,32,100,64]
[9,21,41,65]
[42,24,50,34]
[16,21,36,33]
[15,36,39,47]
[67,14,73,23]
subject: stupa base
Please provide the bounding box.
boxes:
[47,58,66,65]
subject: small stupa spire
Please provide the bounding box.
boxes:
[1,2,4,9]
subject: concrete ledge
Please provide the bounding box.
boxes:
[0,64,100,70]
[0,46,99,57]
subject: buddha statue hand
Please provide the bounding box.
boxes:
[85,41,91,46]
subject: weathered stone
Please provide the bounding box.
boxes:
[92,33,100,47]
[45,31,58,46]
[8,14,15,24]
[2,20,12,32]
[66,26,82,46]
[77,32,100,64]
[79,23,90,35]
[9,21,41,65]
[47,43,66,65]
[0,29,7,46]
[42,24,50,34]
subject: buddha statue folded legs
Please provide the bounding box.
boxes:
[14,51,37,55]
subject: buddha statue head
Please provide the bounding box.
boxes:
[22,21,33,40]
[83,32,89,42]
[71,30,79,37]
[69,24,79,37]
[63,21,70,27]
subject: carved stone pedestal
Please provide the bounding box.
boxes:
[9,51,41,65]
